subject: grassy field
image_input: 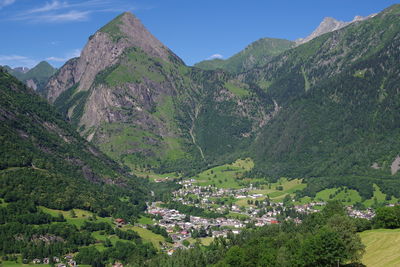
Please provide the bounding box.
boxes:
[236,178,306,207]
[132,170,180,182]
[124,226,166,249]
[192,158,256,189]
[187,237,214,246]
[360,229,400,267]
[363,184,399,206]
[138,216,155,225]
[314,187,362,206]
[295,184,399,207]
[40,206,112,227]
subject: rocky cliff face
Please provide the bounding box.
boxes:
[46,12,180,103]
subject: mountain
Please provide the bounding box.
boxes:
[44,5,400,200]
[4,61,56,92]
[243,4,400,199]
[45,12,267,174]
[295,14,377,45]
[0,66,148,216]
[195,38,295,73]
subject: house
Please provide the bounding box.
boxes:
[53,257,60,263]
[64,255,73,261]
[43,258,50,264]
[115,218,126,226]
[33,259,41,264]
[113,262,124,267]
[69,260,77,267]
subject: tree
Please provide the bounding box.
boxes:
[69,209,77,218]
[301,227,346,266]
[373,206,400,229]
[104,238,112,247]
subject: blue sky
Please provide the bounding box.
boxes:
[0,0,398,68]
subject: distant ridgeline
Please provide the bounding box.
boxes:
[3,61,57,93]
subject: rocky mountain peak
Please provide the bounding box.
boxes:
[46,11,182,103]
[296,13,376,45]
[99,11,174,61]
[296,17,346,45]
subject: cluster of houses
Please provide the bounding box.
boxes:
[347,206,375,219]
[146,203,281,249]
[30,256,76,266]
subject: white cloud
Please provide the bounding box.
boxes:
[0,55,37,68]
[46,49,81,62]
[207,54,224,60]
[0,0,16,8]
[38,10,90,22]
[26,0,68,14]
[10,0,138,23]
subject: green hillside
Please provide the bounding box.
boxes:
[195,38,295,73]
[245,4,400,199]
[0,67,148,216]
[4,61,56,92]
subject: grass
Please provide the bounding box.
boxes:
[227,212,249,220]
[314,187,362,206]
[354,69,367,78]
[0,198,8,207]
[224,82,250,97]
[360,229,400,267]
[40,206,112,227]
[187,237,214,246]
[192,158,254,189]
[138,216,155,225]
[132,170,180,181]
[363,184,398,207]
[235,178,306,207]
[124,226,165,249]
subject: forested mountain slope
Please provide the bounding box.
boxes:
[243,4,400,198]
[0,67,148,217]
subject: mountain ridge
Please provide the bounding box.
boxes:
[295,13,377,45]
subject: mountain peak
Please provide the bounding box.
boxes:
[296,13,375,45]
[96,11,181,64]
[46,11,183,102]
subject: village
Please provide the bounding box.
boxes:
[140,178,376,254]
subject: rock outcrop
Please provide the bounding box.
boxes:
[296,14,377,45]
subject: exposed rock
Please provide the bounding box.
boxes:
[296,14,377,45]
[26,79,38,90]
[371,162,381,170]
[391,155,400,175]
[46,12,181,103]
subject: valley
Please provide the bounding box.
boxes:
[1,2,400,267]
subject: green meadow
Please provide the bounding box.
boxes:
[360,229,400,267]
